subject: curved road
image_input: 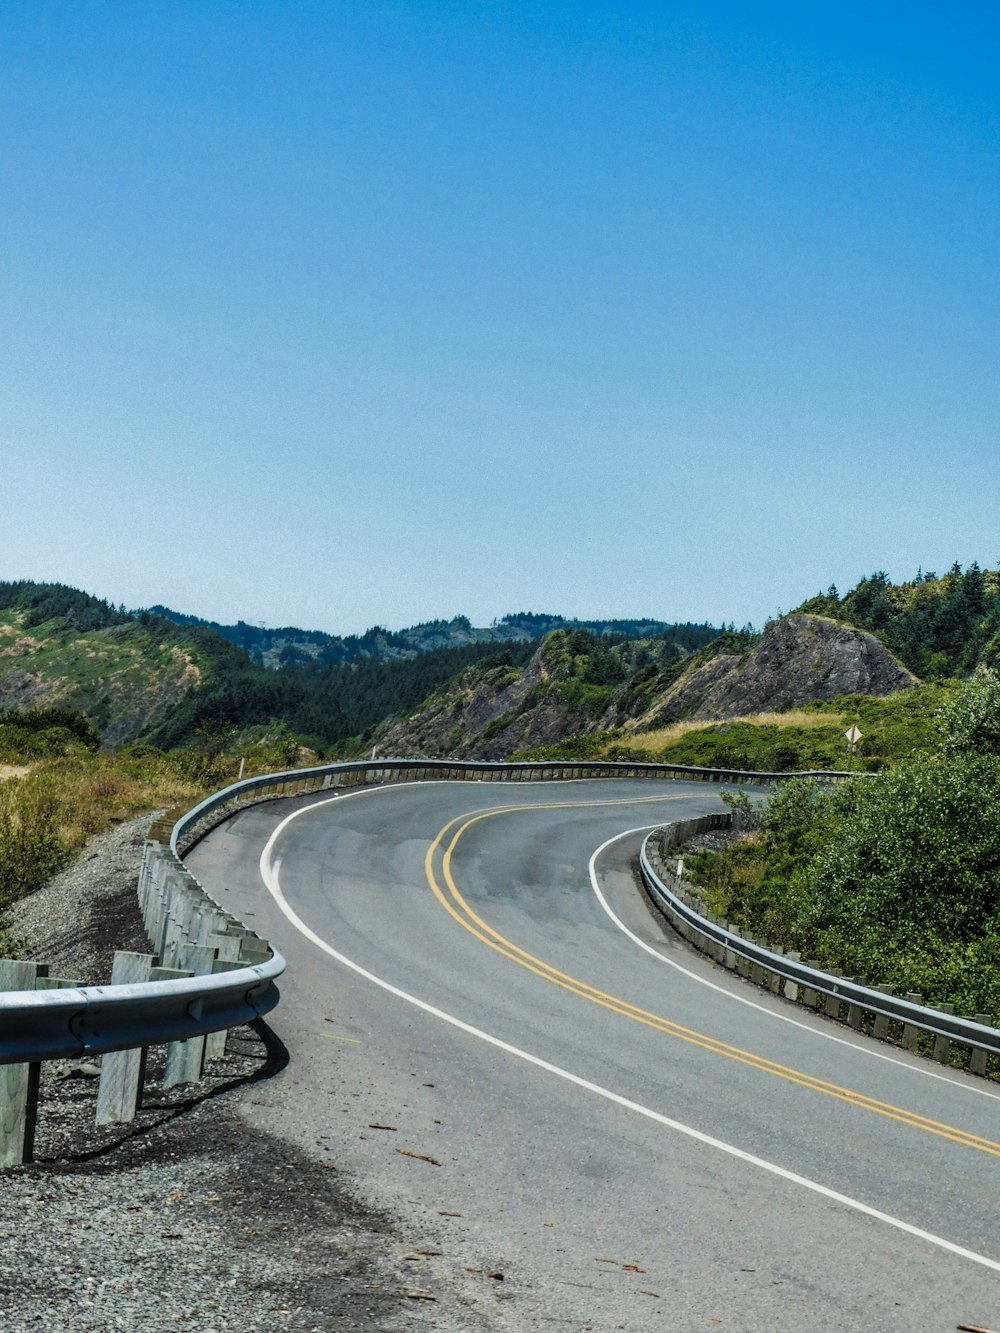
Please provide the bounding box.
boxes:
[188,778,1000,1331]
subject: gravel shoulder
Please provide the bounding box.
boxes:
[1,816,511,1332]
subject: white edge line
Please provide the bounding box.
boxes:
[259,796,1000,1276]
[588,828,1000,1103]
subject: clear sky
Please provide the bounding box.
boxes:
[4,2,998,635]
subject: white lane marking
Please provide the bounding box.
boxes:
[257,788,1000,1102]
[259,805,1000,1276]
[588,828,1000,1104]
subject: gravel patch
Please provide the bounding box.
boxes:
[4,814,156,985]
[1,818,508,1331]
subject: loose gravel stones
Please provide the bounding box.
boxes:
[1,817,509,1331]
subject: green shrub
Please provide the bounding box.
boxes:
[689,761,1000,1015]
[939,669,1000,757]
[0,776,71,910]
[0,707,102,762]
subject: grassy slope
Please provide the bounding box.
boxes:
[0,731,309,958]
[0,610,206,743]
[515,683,955,770]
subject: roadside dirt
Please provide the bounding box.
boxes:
[1,817,513,1331]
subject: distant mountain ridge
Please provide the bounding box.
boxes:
[5,564,998,762]
[0,580,718,751]
[146,605,713,669]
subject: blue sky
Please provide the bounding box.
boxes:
[4,2,998,634]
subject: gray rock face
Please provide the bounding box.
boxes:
[641,614,918,724]
[377,613,919,757]
[377,650,593,759]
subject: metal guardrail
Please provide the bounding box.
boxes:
[0,967,279,1064]
[0,795,286,1166]
[168,755,853,854]
[0,859,283,1070]
[0,758,844,1060]
[640,815,1000,1072]
[0,755,886,1166]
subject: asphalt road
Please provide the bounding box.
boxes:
[187,778,1000,1332]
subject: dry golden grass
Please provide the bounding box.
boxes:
[34,754,206,848]
[0,764,32,781]
[734,709,845,729]
[612,720,709,754]
[607,708,845,757]
[44,745,310,847]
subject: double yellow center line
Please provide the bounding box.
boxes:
[423,795,1000,1159]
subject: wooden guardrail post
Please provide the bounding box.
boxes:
[902,994,923,1052]
[783,952,801,1001]
[969,1016,993,1076]
[152,965,195,1089]
[96,952,155,1125]
[767,945,785,994]
[847,978,866,1031]
[723,928,739,972]
[872,984,894,1040]
[932,1004,954,1064]
[163,944,216,1088]
[801,962,821,1009]
[0,960,46,1167]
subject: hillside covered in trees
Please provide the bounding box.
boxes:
[796,563,1000,680]
[0,580,720,753]
[148,603,713,669]
[8,566,1000,763]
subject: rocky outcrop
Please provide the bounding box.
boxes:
[376,649,595,759]
[377,614,920,759]
[631,614,918,728]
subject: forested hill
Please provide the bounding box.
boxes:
[795,563,1000,680]
[0,580,720,752]
[17,566,1000,758]
[147,605,716,669]
[144,622,722,751]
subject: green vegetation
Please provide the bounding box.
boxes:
[516,687,954,771]
[796,563,1000,680]
[0,708,320,958]
[938,669,1000,756]
[146,637,539,753]
[686,673,1000,1020]
[0,581,723,756]
[8,570,1000,1018]
[0,749,197,959]
[151,603,720,669]
[0,604,224,744]
[511,733,617,761]
[0,708,102,761]
[646,688,953,771]
[0,775,72,913]
[0,580,133,632]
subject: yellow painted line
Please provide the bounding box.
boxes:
[423,798,1000,1160]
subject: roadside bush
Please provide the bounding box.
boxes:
[0,707,102,762]
[689,762,1000,1015]
[803,756,1000,957]
[0,775,71,909]
[938,669,1000,757]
